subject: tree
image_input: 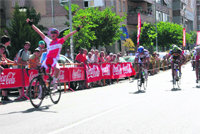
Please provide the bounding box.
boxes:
[6,4,45,59]
[131,21,195,51]
[123,38,135,51]
[64,5,126,52]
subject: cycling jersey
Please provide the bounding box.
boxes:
[42,36,65,69]
[135,49,150,62]
[194,46,200,61]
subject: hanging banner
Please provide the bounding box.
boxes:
[137,13,141,47]
[196,31,200,45]
[183,28,186,47]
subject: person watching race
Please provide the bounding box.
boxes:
[167,45,185,83]
[134,46,150,77]
[26,18,81,86]
[193,45,200,83]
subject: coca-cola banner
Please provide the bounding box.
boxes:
[101,63,112,79]
[85,64,101,83]
[0,69,23,89]
[112,63,136,79]
[69,67,85,81]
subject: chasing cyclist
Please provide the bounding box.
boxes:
[134,46,150,78]
[193,45,200,83]
[167,45,185,83]
[26,18,81,85]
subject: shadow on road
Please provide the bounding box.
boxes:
[0,105,57,115]
[129,90,146,94]
[171,88,181,91]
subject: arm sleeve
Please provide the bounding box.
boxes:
[44,36,52,48]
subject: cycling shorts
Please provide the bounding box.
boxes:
[41,57,59,70]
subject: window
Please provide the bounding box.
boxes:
[84,1,89,8]
[198,25,200,31]
[110,0,114,6]
[123,1,126,12]
[198,16,200,21]
[119,0,122,12]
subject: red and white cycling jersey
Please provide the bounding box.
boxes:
[42,36,65,68]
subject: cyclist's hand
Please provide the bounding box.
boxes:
[26,18,30,23]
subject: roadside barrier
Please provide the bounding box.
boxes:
[0,62,136,90]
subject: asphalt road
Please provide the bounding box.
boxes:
[1,62,200,134]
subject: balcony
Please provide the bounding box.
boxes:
[127,12,154,25]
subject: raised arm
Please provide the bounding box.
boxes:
[63,27,81,41]
[26,18,45,39]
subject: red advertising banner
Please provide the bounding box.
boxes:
[183,28,186,47]
[69,67,85,81]
[137,13,141,47]
[112,63,136,79]
[122,63,136,77]
[0,69,23,89]
[0,63,136,89]
[197,31,200,45]
[112,63,123,79]
[85,64,101,83]
[101,63,112,79]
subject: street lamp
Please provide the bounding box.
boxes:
[59,0,74,62]
[154,0,158,52]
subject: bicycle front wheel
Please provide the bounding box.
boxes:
[28,77,44,108]
[49,79,61,104]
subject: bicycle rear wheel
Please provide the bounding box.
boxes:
[49,79,61,104]
[28,77,44,108]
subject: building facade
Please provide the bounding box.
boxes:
[197,0,200,31]
[172,0,196,32]
[127,0,173,34]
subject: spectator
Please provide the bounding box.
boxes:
[111,54,117,63]
[0,45,14,102]
[106,53,113,62]
[75,48,87,64]
[15,41,31,101]
[87,52,93,63]
[37,40,47,56]
[116,53,121,63]
[83,48,88,55]
[93,50,99,63]
[1,36,12,102]
[99,51,105,63]
[64,49,71,60]
[1,35,11,58]
[29,48,41,69]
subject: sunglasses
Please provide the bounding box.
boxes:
[51,31,58,34]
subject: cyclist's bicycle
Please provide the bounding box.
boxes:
[136,62,148,92]
[28,66,61,108]
[172,60,181,89]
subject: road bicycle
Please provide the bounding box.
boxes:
[28,66,61,108]
[136,62,148,92]
[172,60,181,89]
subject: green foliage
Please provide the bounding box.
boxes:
[131,21,196,51]
[64,5,125,52]
[6,4,45,59]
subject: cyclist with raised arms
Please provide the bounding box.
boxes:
[134,46,150,77]
[26,18,81,85]
[167,45,185,83]
[194,45,200,83]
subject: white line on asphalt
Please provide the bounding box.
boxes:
[48,103,130,134]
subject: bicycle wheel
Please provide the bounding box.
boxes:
[28,77,44,108]
[49,79,61,104]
